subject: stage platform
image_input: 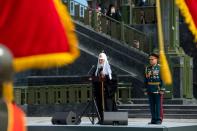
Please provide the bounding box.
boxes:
[27,117,197,131]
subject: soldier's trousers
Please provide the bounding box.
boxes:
[160,94,164,121]
[148,93,162,122]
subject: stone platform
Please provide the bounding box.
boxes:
[27,117,197,131]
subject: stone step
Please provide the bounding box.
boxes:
[129,99,184,104]
[118,103,197,119]
[128,114,197,119]
[118,104,197,109]
[118,108,197,114]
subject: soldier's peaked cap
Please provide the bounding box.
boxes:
[149,53,159,59]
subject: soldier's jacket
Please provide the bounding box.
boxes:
[144,64,164,93]
[0,100,26,131]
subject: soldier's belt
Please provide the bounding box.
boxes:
[147,82,160,85]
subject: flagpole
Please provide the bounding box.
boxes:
[156,0,172,85]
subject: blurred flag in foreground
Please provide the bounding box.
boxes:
[176,0,197,42]
[0,0,79,72]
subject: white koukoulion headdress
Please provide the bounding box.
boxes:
[95,52,112,80]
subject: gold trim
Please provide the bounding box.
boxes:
[3,82,14,102]
[148,82,160,85]
[7,103,14,131]
[14,53,78,72]
[176,0,197,42]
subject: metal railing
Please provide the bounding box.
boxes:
[63,0,150,53]
[132,6,156,24]
[15,84,132,105]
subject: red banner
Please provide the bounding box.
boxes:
[176,0,197,42]
[0,0,79,72]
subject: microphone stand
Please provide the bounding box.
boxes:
[76,65,101,125]
[87,65,95,75]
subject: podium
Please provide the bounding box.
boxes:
[91,76,106,111]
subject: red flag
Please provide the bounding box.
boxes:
[176,0,197,42]
[0,0,79,72]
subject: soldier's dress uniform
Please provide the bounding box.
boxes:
[0,44,26,131]
[0,100,26,131]
[144,64,165,124]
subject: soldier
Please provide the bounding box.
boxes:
[0,44,26,131]
[144,53,165,124]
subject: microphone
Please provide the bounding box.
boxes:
[87,65,95,75]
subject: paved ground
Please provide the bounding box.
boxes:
[27,117,197,127]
